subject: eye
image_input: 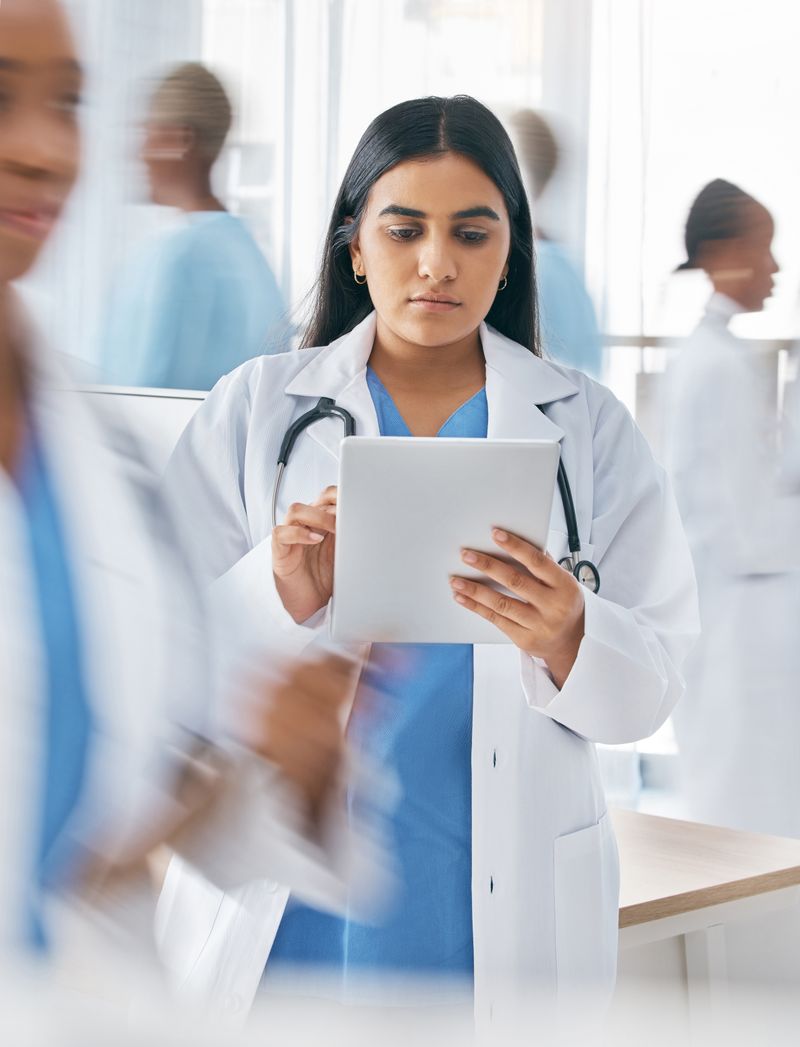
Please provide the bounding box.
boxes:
[51,92,83,117]
[456,229,489,244]
[387,226,421,241]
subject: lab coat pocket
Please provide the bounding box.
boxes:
[553,811,619,992]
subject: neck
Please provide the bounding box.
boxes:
[156,167,225,214]
[368,318,485,395]
[709,285,749,314]
[0,285,26,476]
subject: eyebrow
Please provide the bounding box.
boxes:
[378,204,501,221]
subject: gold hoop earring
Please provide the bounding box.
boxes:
[498,275,508,291]
[353,270,367,285]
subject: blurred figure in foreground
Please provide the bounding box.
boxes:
[665,179,800,837]
[510,108,603,378]
[0,0,386,1001]
[99,63,286,390]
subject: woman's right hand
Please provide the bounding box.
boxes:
[272,486,338,623]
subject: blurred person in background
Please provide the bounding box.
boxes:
[98,63,287,391]
[0,0,386,1002]
[665,178,800,837]
[509,108,603,379]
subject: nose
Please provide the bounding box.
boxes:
[769,251,779,276]
[417,232,457,284]
[1,107,77,185]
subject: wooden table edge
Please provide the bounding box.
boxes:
[618,866,800,928]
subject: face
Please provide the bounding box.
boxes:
[349,152,512,350]
[706,205,778,313]
[0,0,81,283]
[140,113,191,205]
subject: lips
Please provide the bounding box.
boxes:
[0,203,62,241]
[409,294,461,313]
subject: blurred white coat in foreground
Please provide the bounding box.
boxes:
[0,335,389,999]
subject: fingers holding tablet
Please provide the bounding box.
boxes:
[450,527,586,686]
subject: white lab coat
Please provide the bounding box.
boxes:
[665,293,800,837]
[0,338,381,982]
[160,311,698,1022]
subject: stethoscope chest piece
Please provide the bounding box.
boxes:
[558,556,601,595]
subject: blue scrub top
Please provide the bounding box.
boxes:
[100,212,287,391]
[537,239,603,378]
[17,426,93,948]
[265,367,487,988]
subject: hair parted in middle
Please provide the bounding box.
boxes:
[302,94,540,356]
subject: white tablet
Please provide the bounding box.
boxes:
[331,437,560,645]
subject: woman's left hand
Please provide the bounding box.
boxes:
[450,528,585,689]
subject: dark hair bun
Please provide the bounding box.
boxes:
[682,178,759,269]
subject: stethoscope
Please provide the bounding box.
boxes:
[271,397,601,594]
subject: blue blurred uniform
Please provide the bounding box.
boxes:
[100,212,286,390]
[17,425,92,948]
[537,239,603,378]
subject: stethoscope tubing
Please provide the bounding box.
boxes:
[271,397,600,593]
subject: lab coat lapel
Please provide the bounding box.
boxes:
[283,313,381,463]
[481,323,579,542]
[481,322,577,442]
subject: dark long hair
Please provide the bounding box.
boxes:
[301,95,540,355]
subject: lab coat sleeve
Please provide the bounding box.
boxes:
[164,367,329,663]
[160,371,385,915]
[520,387,700,744]
[163,741,393,919]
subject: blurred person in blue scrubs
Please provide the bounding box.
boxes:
[0,0,387,994]
[510,109,603,379]
[99,63,287,391]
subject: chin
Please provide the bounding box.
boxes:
[400,314,477,348]
[0,240,40,284]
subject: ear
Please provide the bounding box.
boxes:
[345,218,362,272]
[698,238,742,271]
[177,125,196,156]
[153,124,194,161]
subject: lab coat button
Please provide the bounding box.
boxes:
[490,876,494,894]
[492,749,497,767]
[223,993,243,1014]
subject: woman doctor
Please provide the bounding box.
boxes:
[163,95,699,1019]
[0,0,382,985]
[665,179,800,838]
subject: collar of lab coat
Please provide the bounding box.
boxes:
[705,292,746,326]
[283,311,577,451]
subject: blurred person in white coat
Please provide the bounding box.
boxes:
[0,0,386,1004]
[665,179,800,837]
[163,95,699,1023]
